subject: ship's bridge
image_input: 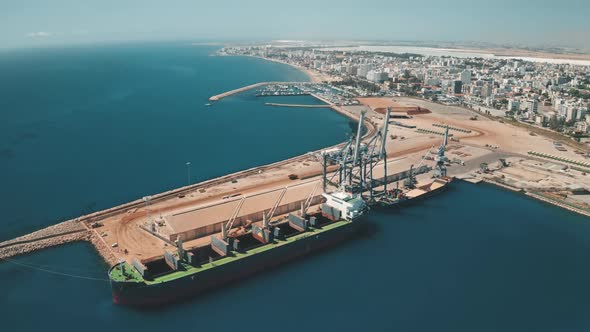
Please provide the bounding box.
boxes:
[322,192,366,221]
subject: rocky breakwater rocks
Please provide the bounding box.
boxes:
[0,220,90,260]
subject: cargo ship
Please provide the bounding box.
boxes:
[376,176,453,207]
[403,176,453,202]
[109,191,367,306]
[378,124,454,207]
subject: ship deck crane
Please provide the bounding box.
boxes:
[223,196,245,239]
[266,188,287,222]
[404,146,434,189]
[301,181,322,217]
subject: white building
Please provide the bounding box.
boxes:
[528,99,539,113]
[460,70,472,85]
[566,107,577,122]
[367,70,388,83]
[508,100,520,112]
[574,121,589,133]
[357,64,372,78]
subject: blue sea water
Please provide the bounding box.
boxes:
[0,43,352,239]
[1,43,590,332]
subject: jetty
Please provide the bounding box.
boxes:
[0,220,89,259]
[208,82,307,101]
[264,102,333,108]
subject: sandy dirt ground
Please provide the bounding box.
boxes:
[481,157,590,191]
[367,97,590,159]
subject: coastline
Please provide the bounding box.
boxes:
[242,54,329,83]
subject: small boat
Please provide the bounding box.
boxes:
[204,103,212,107]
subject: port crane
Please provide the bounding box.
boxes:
[321,108,392,204]
[433,126,450,178]
[403,125,450,189]
[404,149,433,189]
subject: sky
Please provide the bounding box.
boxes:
[1,0,589,49]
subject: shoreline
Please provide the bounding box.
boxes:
[241,54,329,83]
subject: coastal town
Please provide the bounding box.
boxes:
[215,44,590,217]
[220,45,590,138]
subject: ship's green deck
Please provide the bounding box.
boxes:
[109,259,144,283]
[109,219,351,284]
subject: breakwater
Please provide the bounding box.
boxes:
[265,102,333,108]
[209,82,307,101]
[0,220,89,260]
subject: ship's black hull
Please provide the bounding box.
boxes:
[110,219,366,306]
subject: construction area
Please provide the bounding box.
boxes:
[2,89,590,267]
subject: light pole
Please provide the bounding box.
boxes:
[186,161,191,186]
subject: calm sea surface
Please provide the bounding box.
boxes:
[1,43,589,332]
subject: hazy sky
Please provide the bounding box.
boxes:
[1,0,589,49]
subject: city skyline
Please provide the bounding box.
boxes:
[1,0,589,50]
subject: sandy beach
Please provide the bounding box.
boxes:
[247,55,333,83]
